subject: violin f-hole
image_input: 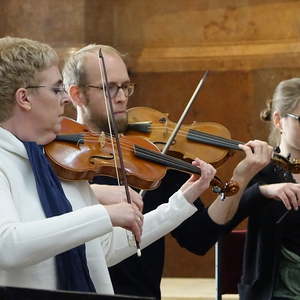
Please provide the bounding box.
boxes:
[89,153,114,164]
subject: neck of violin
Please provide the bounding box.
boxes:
[133,144,229,195]
[133,145,201,175]
[187,129,242,151]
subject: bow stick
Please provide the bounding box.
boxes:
[139,71,209,197]
[98,49,141,257]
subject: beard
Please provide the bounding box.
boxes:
[111,112,128,133]
[89,111,128,134]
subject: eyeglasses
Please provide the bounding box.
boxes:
[84,82,135,98]
[25,85,68,100]
[286,113,300,123]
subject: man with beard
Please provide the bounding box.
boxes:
[63,44,272,299]
[0,37,221,296]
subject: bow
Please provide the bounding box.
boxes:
[98,48,141,256]
[140,71,209,197]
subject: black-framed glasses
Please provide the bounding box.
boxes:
[25,85,68,100]
[286,113,300,123]
[84,82,135,98]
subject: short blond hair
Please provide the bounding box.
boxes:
[0,36,58,122]
[63,44,122,89]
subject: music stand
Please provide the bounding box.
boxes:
[0,286,155,300]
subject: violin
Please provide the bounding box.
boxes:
[127,106,234,167]
[44,117,239,197]
[126,106,300,173]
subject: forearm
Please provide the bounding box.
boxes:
[208,176,249,224]
[0,205,112,269]
[171,201,227,255]
[105,190,197,266]
[208,140,273,224]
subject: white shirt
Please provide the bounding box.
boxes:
[0,127,197,294]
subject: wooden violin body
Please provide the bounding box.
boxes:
[44,118,166,190]
[44,118,239,197]
[127,106,300,174]
[127,106,235,167]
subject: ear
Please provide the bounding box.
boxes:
[15,88,32,111]
[69,85,87,107]
[273,111,282,131]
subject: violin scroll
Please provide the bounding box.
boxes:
[272,152,300,174]
[211,177,240,200]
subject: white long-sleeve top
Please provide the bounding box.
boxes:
[0,127,197,294]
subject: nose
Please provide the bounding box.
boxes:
[61,92,71,106]
[115,88,128,104]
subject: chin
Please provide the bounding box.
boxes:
[39,127,60,145]
[116,115,128,133]
[53,123,62,134]
[38,134,56,145]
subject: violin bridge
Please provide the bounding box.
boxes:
[163,119,168,138]
[98,131,106,148]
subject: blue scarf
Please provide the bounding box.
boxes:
[22,141,96,292]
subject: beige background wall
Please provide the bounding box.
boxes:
[1,0,300,277]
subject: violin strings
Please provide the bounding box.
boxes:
[75,133,295,176]
[70,127,240,150]
[134,145,225,192]
[55,132,232,192]
[59,134,222,166]
[55,129,237,160]
[57,132,137,150]
[56,133,149,159]
[56,123,243,162]
[86,136,145,153]
[60,131,141,151]
[134,145,201,174]
[126,122,242,147]
[64,122,241,150]
[188,130,241,150]
[147,125,242,149]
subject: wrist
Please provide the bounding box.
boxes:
[230,175,249,189]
